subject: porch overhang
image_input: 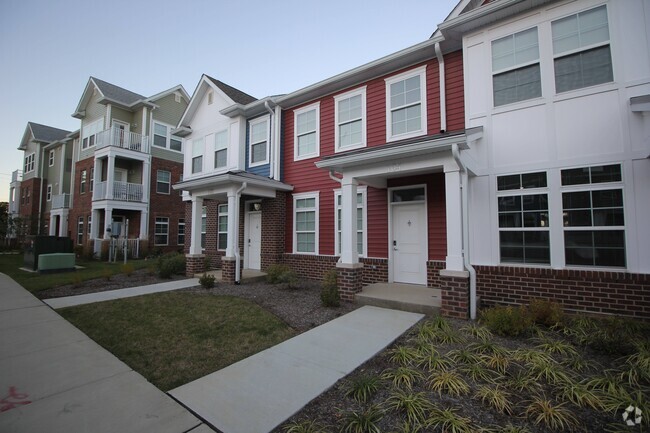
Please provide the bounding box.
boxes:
[173,171,293,200]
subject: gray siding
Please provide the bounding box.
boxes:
[79,91,106,161]
[151,146,183,163]
[22,140,41,181]
[111,106,134,126]
[152,93,187,128]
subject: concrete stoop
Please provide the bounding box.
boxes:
[355,283,441,315]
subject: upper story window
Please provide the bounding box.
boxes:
[214,130,228,169]
[46,184,52,201]
[249,117,269,167]
[24,153,35,173]
[48,150,55,167]
[80,169,87,194]
[82,119,103,149]
[385,66,427,141]
[492,27,541,106]
[294,103,320,161]
[192,138,204,174]
[156,170,171,194]
[335,87,366,152]
[153,122,182,152]
[552,5,612,93]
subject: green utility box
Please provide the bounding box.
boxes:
[38,253,75,273]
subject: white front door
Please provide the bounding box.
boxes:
[392,203,427,284]
[246,212,262,270]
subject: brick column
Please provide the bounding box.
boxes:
[222,256,236,284]
[439,270,470,319]
[186,253,205,277]
[337,263,364,302]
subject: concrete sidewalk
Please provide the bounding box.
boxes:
[44,277,200,309]
[170,306,424,433]
[0,273,210,433]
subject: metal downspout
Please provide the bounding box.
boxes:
[38,146,45,235]
[435,42,447,133]
[264,101,274,179]
[234,182,247,284]
[452,144,477,320]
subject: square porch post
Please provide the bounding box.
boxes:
[337,175,363,301]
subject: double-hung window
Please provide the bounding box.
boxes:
[48,150,55,167]
[156,170,171,194]
[80,169,87,194]
[497,172,550,264]
[192,138,204,174]
[335,189,366,256]
[77,217,84,245]
[492,27,542,106]
[386,66,427,141]
[561,164,625,267]
[24,153,35,173]
[154,217,169,246]
[218,204,228,250]
[46,184,52,201]
[90,167,94,192]
[178,219,185,245]
[552,5,612,93]
[335,88,366,152]
[82,119,103,149]
[214,130,228,169]
[293,193,318,254]
[153,122,183,151]
[249,117,269,166]
[87,215,92,238]
[201,206,207,249]
[294,103,319,160]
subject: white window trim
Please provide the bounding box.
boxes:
[156,169,171,195]
[249,116,270,168]
[385,65,428,142]
[293,191,319,255]
[293,102,320,161]
[334,87,367,153]
[334,186,367,257]
[201,206,207,251]
[24,153,35,173]
[217,204,228,251]
[214,129,229,171]
[48,150,55,167]
[177,218,185,245]
[154,217,169,246]
[81,119,103,150]
[153,121,183,152]
[46,184,52,202]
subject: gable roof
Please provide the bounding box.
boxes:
[91,77,146,106]
[19,122,71,150]
[204,75,257,105]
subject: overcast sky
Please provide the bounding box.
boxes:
[0,0,458,202]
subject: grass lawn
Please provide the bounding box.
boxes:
[0,254,151,294]
[59,291,297,391]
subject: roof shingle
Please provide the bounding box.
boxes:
[28,122,71,143]
[91,77,146,106]
[205,75,257,105]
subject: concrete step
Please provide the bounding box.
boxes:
[355,283,441,315]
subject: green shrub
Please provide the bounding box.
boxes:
[74,245,84,258]
[528,298,564,327]
[266,264,298,288]
[480,305,533,337]
[157,252,186,279]
[199,274,216,289]
[320,269,339,307]
[121,263,135,276]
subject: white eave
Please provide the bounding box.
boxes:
[220,96,280,118]
[173,172,294,193]
[630,95,650,112]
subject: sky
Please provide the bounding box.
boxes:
[0,0,459,202]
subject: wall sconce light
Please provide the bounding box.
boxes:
[253,203,262,211]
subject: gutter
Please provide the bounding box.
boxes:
[452,143,477,320]
[38,146,44,235]
[264,101,275,179]
[234,182,247,284]
[435,42,447,133]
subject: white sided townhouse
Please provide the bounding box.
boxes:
[438,0,650,318]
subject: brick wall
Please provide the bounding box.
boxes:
[361,258,389,284]
[149,157,185,254]
[260,193,286,270]
[69,158,95,247]
[440,275,470,319]
[338,266,364,302]
[18,177,45,235]
[475,265,650,320]
[282,254,339,280]
[427,260,446,287]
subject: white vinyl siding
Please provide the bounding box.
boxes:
[294,103,320,160]
[335,87,366,152]
[293,192,319,254]
[385,66,427,141]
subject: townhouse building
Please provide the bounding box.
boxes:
[436,0,650,318]
[69,77,189,256]
[9,122,74,238]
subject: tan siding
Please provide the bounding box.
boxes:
[79,90,106,161]
[152,93,187,127]
[151,146,184,162]
[111,106,134,126]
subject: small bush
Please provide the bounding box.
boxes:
[266,264,292,283]
[320,269,339,307]
[74,245,83,258]
[528,298,564,327]
[102,267,112,281]
[203,256,212,272]
[345,375,380,403]
[199,274,216,289]
[121,263,135,276]
[480,305,534,337]
[157,252,186,279]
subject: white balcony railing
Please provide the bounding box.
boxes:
[51,193,70,209]
[95,126,149,154]
[93,181,143,202]
[11,170,22,183]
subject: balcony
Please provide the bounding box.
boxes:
[51,193,71,209]
[93,181,143,202]
[11,170,22,184]
[96,126,149,154]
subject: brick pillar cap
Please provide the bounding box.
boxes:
[440,269,469,278]
[336,262,364,270]
[221,256,236,262]
[186,253,206,258]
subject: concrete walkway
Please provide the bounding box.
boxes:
[44,278,200,309]
[170,306,424,433]
[0,273,210,433]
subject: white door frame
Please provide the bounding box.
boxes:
[243,200,262,270]
[388,184,428,284]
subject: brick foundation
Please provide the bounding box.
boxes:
[260,193,286,271]
[282,254,339,280]
[222,257,236,284]
[475,265,650,320]
[440,273,470,319]
[337,264,364,302]
[185,254,205,277]
[361,258,389,285]
[427,260,446,287]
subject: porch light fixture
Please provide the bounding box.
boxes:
[253,203,262,211]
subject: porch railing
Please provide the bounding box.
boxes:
[51,193,70,209]
[11,170,22,183]
[93,181,143,202]
[95,126,149,154]
[93,238,140,259]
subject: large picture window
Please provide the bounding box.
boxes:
[552,5,612,93]
[561,164,625,267]
[293,193,318,254]
[386,67,427,141]
[492,27,541,106]
[497,172,550,264]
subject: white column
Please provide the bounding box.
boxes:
[139,210,148,239]
[189,196,204,255]
[59,210,69,237]
[93,158,102,200]
[444,169,464,271]
[340,176,359,265]
[225,192,238,258]
[91,209,101,239]
[106,155,115,200]
[49,214,56,236]
[142,158,150,203]
[104,207,113,239]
